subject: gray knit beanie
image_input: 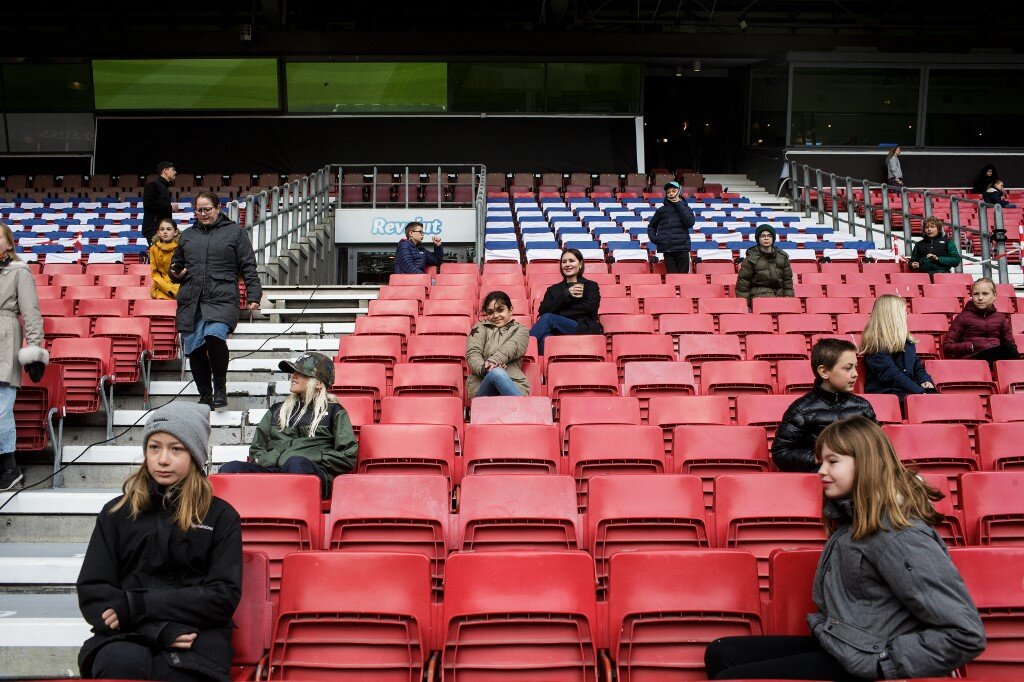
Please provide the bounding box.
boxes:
[142,402,212,474]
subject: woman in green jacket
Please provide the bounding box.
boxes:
[467,291,530,398]
[217,352,357,498]
[735,224,795,303]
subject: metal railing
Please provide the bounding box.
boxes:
[225,165,333,266]
[788,160,1016,284]
[333,164,484,210]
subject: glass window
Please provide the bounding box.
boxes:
[545,63,641,114]
[926,69,1024,147]
[286,62,446,113]
[790,67,919,146]
[2,63,94,113]
[93,59,279,110]
[749,63,788,146]
[450,63,545,112]
[5,113,94,152]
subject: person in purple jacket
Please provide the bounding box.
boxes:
[394,221,444,274]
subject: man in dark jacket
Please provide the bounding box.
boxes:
[171,192,261,409]
[909,216,960,274]
[142,161,177,245]
[772,338,877,472]
[646,181,696,273]
[394,221,444,274]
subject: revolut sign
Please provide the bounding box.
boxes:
[335,208,477,244]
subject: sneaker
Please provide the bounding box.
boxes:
[0,468,23,491]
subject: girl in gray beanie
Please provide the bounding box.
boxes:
[76,402,242,681]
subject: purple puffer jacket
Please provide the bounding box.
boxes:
[943,301,1015,358]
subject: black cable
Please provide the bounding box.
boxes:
[0,281,326,512]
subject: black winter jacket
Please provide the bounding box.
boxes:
[77,487,242,680]
[171,213,262,334]
[537,277,603,335]
[772,386,878,472]
[646,199,696,254]
[142,177,174,241]
[909,234,960,275]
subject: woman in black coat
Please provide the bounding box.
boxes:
[171,192,262,410]
[77,402,242,681]
[529,248,603,355]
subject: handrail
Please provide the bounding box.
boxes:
[788,159,1016,284]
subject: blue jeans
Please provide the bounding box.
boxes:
[529,313,579,355]
[0,385,16,454]
[476,367,525,397]
[218,455,330,498]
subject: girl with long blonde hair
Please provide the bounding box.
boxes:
[860,294,935,399]
[217,352,358,499]
[77,402,242,681]
[706,416,985,680]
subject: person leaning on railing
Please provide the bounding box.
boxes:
[909,216,960,275]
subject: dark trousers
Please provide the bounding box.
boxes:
[971,343,1021,367]
[188,337,229,396]
[218,455,330,498]
[92,641,213,681]
[663,251,691,274]
[705,635,871,681]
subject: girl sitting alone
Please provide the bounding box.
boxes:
[467,291,530,398]
[529,248,603,355]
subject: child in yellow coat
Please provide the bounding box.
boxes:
[149,218,180,300]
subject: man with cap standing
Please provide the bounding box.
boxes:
[142,161,177,245]
[216,352,357,498]
[646,181,696,273]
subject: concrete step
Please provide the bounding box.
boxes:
[0,489,119,542]
[0,543,87,585]
[0,592,85,677]
[41,444,252,489]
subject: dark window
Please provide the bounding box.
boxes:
[545,63,641,114]
[450,63,545,113]
[2,63,94,113]
[926,69,1024,147]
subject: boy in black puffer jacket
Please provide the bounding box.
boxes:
[646,181,696,273]
[772,338,877,472]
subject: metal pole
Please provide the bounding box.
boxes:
[789,160,799,209]
[255,191,267,266]
[814,169,825,223]
[881,184,893,250]
[862,179,873,245]
[977,201,993,280]
[949,196,964,275]
[801,165,812,218]
[269,186,280,260]
[829,173,840,232]
[993,204,1009,284]
[845,177,855,235]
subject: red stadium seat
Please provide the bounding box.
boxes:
[995,360,1024,394]
[859,393,904,425]
[324,474,450,597]
[664,273,710,287]
[379,395,464,453]
[131,299,179,361]
[629,283,676,301]
[42,316,91,350]
[85,263,127,277]
[405,335,467,376]
[644,297,695,319]
[608,550,763,680]
[270,551,433,679]
[428,284,476,301]
[13,364,65,452]
[776,359,816,394]
[694,262,736,275]
[618,273,662,287]
[209,474,321,597]
[337,335,402,383]
[923,360,996,395]
[751,297,803,321]
[659,313,716,336]
[778,314,834,349]
[745,334,811,367]
[648,395,732,453]
[389,273,432,287]
[919,472,967,546]
[421,299,476,321]
[413,315,471,336]
[735,394,798,445]
[357,423,456,482]
[978,422,1024,471]
[50,273,94,290]
[932,272,975,287]
[329,362,388,418]
[392,362,463,400]
[905,393,987,432]
[335,395,373,436]
[696,297,748,317]
[34,286,62,301]
[805,296,856,323]
[353,315,412,347]
[547,361,619,418]
[922,282,969,299]
[595,296,637,317]
[41,263,83,277]
[93,317,151,385]
[701,360,774,397]
[948,547,1024,679]
[990,394,1024,423]
[825,283,872,300]
[961,472,1024,547]
[457,475,581,551]
[718,314,775,347]
[231,551,273,681]
[674,425,770,508]
[767,549,821,636]
[610,334,674,379]
[911,296,963,319]
[793,283,824,299]
[96,273,145,290]
[714,473,827,594]
[545,335,607,366]
[49,337,114,414]
[559,395,641,453]
[677,334,743,381]
[367,298,419,327]
[623,361,697,421]
[600,313,656,340]
[836,313,871,335]
[435,273,480,287]
[469,396,554,424]
[587,475,709,596]
[442,551,598,680]
[883,423,977,504]
[567,424,666,511]
[377,284,427,308]
[463,423,560,477]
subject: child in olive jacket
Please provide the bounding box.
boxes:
[217,352,357,498]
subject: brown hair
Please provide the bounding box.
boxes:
[811,337,857,386]
[405,221,424,238]
[921,216,943,234]
[111,449,213,533]
[971,277,995,295]
[195,192,220,208]
[0,222,21,261]
[816,416,942,540]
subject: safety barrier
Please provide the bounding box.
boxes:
[788,160,1016,284]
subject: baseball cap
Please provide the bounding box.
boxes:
[664,181,681,191]
[156,161,175,172]
[279,352,335,386]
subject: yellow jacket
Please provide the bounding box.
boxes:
[149,240,180,300]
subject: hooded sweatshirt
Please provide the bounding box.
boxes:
[735,224,794,301]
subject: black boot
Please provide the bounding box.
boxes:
[190,351,214,406]
[212,376,228,410]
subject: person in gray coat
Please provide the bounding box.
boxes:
[705,416,985,681]
[171,192,261,411]
[0,222,47,490]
